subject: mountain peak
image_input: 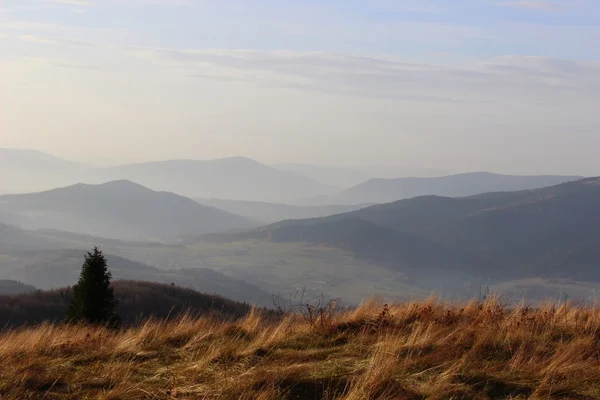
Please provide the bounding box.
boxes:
[96,180,151,191]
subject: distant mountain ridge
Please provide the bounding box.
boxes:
[0,180,256,241]
[0,149,336,203]
[195,198,371,223]
[0,148,91,194]
[100,157,337,202]
[322,172,583,205]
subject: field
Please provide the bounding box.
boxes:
[112,240,429,303]
[2,297,600,399]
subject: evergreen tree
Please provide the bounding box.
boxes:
[66,247,119,326]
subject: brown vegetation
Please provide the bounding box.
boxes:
[1,296,599,399]
[0,281,250,329]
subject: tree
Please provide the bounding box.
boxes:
[66,247,119,326]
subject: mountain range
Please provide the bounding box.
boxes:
[194,198,371,224]
[0,149,335,203]
[0,180,256,241]
[310,172,583,205]
[207,177,600,290]
[1,149,583,206]
[100,157,337,203]
[3,147,600,302]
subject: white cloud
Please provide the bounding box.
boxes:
[0,21,62,30]
[15,33,600,107]
[19,34,104,47]
[19,34,61,45]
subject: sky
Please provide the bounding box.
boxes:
[1,0,599,175]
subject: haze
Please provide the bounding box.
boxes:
[1,0,600,175]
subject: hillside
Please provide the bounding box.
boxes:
[0,280,36,295]
[195,198,370,224]
[0,248,271,305]
[201,217,481,295]
[0,280,250,329]
[0,180,255,241]
[202,177,600,292]
[242,218,477,272]
[422,178,600,279]
[1,298,597,399]
[330,172,582,204]
[348,178,600,279]
[262,178,600,283]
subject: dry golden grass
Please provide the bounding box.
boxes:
[1,296,600,399]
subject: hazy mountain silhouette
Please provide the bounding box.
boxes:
[195,198,371,224]
[324,172,583,205]
[1,149,336,202]
[99,157,336,202]
[0,148,90,194]
[272,163,370,188]
[273,163,451,189]
[0,181,256,241]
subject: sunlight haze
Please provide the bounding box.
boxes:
[1,0,599,175]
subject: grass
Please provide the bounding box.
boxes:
[1,297,600,399]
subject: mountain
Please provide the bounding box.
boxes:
[0,181,256,241]
[273,163,452,188]
[420,178,600,279]
[0,148,91,194]
[328,172,583,205]
[100,157,336,203]
[269,177,600,282]
[203,217,481,294]
[195,198,371,224]
[0,280,251,329]
[272,163,370,188]
[1,149,335,203]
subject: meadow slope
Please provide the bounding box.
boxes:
[1,297,600,399]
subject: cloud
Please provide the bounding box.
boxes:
[497,1,557,10]
[493,0,588,12]
[52,0,91,5]
[16,33,600,104]
[19,34,101,47]
[18,34,60,45]
[0,21,63,30]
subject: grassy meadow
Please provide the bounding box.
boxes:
[1,297,599,399]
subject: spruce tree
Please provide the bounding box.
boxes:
[66,246,119,326]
